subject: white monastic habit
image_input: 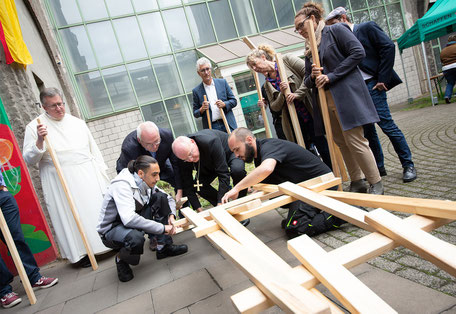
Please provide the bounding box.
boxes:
[23,113,110,263]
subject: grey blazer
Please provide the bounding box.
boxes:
[305,23,379,132]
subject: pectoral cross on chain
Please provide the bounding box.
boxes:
[194,179,203,192]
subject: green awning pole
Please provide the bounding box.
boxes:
[421,42,436,106]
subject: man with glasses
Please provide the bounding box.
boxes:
[171,130,248,226]
[192,57,238,133]
[117,121,183,204]
[23,87,110,268]
[325,7,417,183]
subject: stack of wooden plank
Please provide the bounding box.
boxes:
[174,173,456,313]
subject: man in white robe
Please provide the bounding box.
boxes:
[23,87,109,266]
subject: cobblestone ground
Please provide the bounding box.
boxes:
[283,103,456,297]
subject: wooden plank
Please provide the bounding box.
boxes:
[195,176,341,238]
[219,108,231,134]
[231,214,449,312]
[275,53,306,148]
[210,207,292,272]
[254,177,341,194]
[241,38,272,138]
[173,191,265,229]
[253,71,272,138]
[289,235,397,314]
[0,207,37,305]
[321,190,456,220]
[181,208,330,313]
[37,118,98,270]
[334,145,349,182]
[192,199,261,237]
[236,177,341,222]
[365,208,456,277]
[203,95,211,129]
[304,20,341,183]
[278,182,373,231]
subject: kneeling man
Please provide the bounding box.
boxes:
[222,127,343,238]
[97,155,187,282]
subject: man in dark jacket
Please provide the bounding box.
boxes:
[192,57,238,132]
[172,129,247,213]
[117,122,183,202]
[326,7,417,183]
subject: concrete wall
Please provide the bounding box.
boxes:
[15,0,63,105]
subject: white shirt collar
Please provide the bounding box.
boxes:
[203,79,214,88]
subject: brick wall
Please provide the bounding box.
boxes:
[386,43,424,105]
[87,110,143,180]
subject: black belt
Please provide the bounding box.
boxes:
[365,77,376,84]
[212,119,223,123]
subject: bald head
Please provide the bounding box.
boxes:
[172,136,200,163]
[137,121,160,152]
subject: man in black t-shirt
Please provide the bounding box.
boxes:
[222,127,343,238]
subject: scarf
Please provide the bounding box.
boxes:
[304,20,326,58]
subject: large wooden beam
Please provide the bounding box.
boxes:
[321,190,456,220]
[173,191,265,230]
[278,182,373,231]
[275,53,306,148]
[37,119,97,270]
[196,176,342,237]
[242,37,272,138]
[305,20,342,184]
[289,235,397,314]
[192,199,261,237]
[181,207,330,314]
[365,208,456,277]
[231,214,450,312]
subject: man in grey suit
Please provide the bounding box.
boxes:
[192,57,238,132]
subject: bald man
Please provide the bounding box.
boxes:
[117,122,183,202]
[172,129,247,214]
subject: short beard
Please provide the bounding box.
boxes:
[244,143,255,163]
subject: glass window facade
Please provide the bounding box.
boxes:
[45,0,405,137]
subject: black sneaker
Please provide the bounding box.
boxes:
[156,244,188,260]
[116,257,134,282]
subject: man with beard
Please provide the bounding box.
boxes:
[221,127,343,238]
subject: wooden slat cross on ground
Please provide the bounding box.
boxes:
[178,175,456,313]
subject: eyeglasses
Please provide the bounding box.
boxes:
[199,67,211,73]
[45,102,65,110]
[184,146,195,162]
[294,16,311,33]
[148,139,161,147]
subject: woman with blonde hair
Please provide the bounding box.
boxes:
[295,2,383,194]
[246,44,332,169]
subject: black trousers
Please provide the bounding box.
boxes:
[197,158,246,206]
[101,192,172,265]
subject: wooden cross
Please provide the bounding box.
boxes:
[194,179,203,192]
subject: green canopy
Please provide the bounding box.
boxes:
[398,0,456,52]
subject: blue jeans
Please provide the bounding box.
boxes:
[443,68,456,99]
[0,191,41,296]
[364,80,414,169]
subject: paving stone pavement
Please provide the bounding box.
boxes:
[3,103,456,313]
[312,102,456,298]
